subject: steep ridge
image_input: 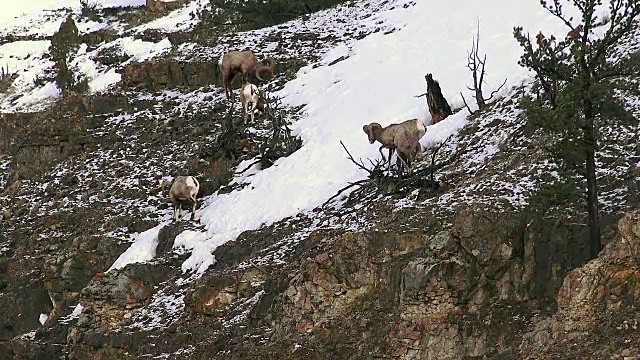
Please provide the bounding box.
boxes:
[0,0,638,359]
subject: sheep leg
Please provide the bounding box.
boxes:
[378,146,386,162]
[388,148,395,169]
[243,102,248,125]
[381,147,395,171]
[223,74,230,100]
[190,197,197,221]
[172,202,178,222]
[241,69,249,85]
[379,146,393,169]
[398,154,411,175]
[225,72,239,100]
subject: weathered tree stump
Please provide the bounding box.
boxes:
[424,73,452,123]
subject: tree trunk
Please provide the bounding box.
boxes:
[425,74,452,123]
[474,87,485,110]
[582,96,601,259]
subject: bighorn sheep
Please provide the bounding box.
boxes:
[218,50,276,100]
[362,118,426,171]
[239,82,266,125]
[159,176,200,221]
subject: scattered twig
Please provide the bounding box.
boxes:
[340,140,376,174]
[427,135,453,182]
[245,260,270,278]
[322,179,369,207]
[234,158,261,175]
[245,90,302,169]
[323,137,460,211]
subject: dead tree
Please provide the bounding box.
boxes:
[322,138,458,214]
[465,22,507,112]
[416,74,452,124]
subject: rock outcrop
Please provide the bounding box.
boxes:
[122,59,221,90]
[521,209,640,359]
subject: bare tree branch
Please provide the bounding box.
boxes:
[322,179,369,207]
[460,92,474,115]
[486,78,508,101]
[465,21,509,111]
[339,140,374,174]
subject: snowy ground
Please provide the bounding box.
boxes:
[2,0,638,319]
[0,0,203,111]
[88,0,638,276]
[158,0,571,273]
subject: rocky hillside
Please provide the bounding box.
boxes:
[1,0,639,359]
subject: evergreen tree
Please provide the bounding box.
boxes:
[50,14,81,93]
[514,0,640,259]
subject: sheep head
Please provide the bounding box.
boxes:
[255,57,276,81]
[157,179,172,193]
[363,123,382,144]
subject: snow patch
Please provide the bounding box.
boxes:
[10,82,61,112]
[172,230,217,274]
[119,37,173,63]
[134,0,209,33]
[60,303,84,324]
[107,223,166,272]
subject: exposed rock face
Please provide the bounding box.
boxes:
[521,209,640,359]
[1,97,127,186]
[188,268,264,315]
[168,206,599,359]
[0,3,637,356]
[122,59,221,90]
[11,201,634,359]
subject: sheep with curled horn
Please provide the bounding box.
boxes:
[158,176,200,221]
[218,50,276,100]
[362,118,426,172]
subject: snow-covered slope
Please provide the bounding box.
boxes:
[2,1,639,355]
[1,1,140,22]
[171,0,569,273]
[0,0,633,276]
[0,0,203,111]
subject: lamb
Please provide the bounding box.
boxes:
[218,50,276,100]
[362,118,426,172]
[159,176,200,221]
[239,82,266,125]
